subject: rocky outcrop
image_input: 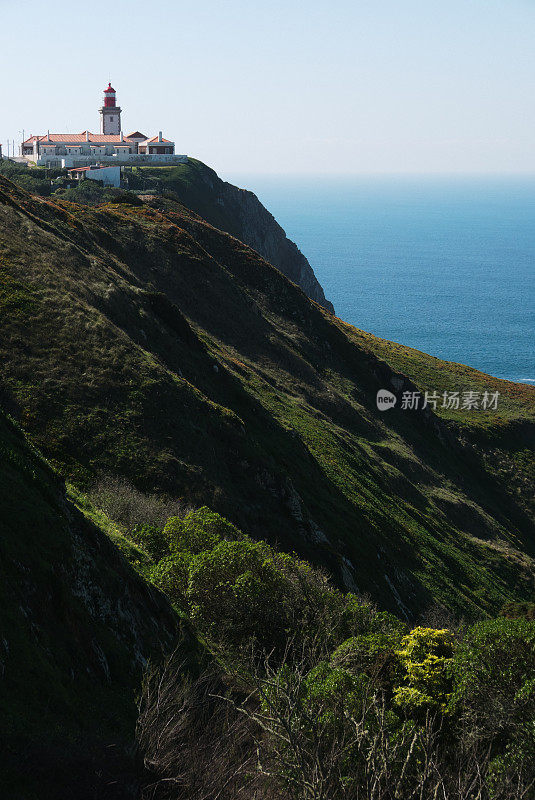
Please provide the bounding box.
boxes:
[213,178,335,313]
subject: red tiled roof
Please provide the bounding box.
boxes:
[68,166,116,173]
[23,133,140,144]
[145,136,173,144]
[22,131,174,146]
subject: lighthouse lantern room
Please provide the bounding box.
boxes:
[100,83,122,135]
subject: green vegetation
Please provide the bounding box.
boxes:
[0,409,184,798]
[346,325,535,515]
[0,163,533,798]
[0,157,151,206]
[0,156,270,234]
[143,507,364,658]
[347,325,535,428]
[125,159,248,236]
[500,600,535,620]
[393,626,454,714]
[0,157,334,309]
[0,159,55,196]
[132,504,535,800]
[0,171,534,620]
[56,180,143,206]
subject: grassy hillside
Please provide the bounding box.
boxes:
[0,408,188,799]
[0,157,334,310]
[0,173,534,621]
[117,160,335,311]
[348,326,535,514]
[127,159,239,233]
[125,158,276,244]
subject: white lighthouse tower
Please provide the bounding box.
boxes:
[99,83,122,134]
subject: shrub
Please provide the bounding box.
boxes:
[0,161,52,196]
[331,624,405,685]
[89,474,188,531]
[135,506,535,800]
[185,539,307,653]
[449,618,535,796]
[60,180,108,204]
[137,658,258,800]
[130,523,170,561]
[153,510,406,666]
[449,618,535,735]
[164,507,244,556]
[107,189,144,205]
[393,627,454,715]
[150,555,190,611]
[151,509,346,658]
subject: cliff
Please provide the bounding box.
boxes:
[215,178,336,313]
[0,173,533,624]
[127,159,335,312]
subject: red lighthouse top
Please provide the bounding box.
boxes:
[103,83,116,107]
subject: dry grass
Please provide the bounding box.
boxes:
[89,474,191,531]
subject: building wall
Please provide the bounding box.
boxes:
[38,153,189,168]
[100,110,121,135]
[22,141,180,166]
[85,166,121,187]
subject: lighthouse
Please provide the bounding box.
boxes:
[99,83,122,135]
[20,82,182,166]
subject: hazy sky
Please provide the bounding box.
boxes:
[1,0,534,176]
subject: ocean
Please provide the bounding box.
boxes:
[237,176,535,384]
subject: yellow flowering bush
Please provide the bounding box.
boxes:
[393,627,454,714]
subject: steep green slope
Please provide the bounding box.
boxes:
[125,158,335,311]
[0,408,186,799]
[0,174,533,621]
[348,326,535,515]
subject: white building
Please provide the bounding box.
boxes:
[67,164,122,188]
[21,84,186,168]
